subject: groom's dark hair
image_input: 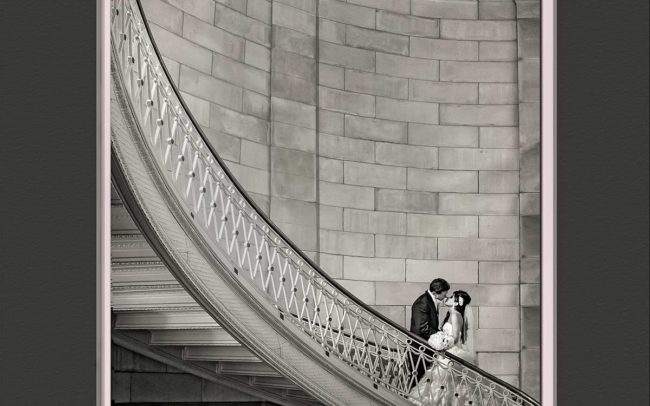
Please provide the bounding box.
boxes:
[429,278,450,293]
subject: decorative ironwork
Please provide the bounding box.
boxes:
[110,1,539,405]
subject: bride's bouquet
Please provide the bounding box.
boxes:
[427,331,454,351]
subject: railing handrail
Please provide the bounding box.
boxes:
[113,2,540,404]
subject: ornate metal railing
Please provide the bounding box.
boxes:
[110,1,539,405]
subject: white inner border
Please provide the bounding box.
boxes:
[97,0,557,404]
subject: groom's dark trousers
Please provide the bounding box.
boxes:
[409,291,440,389]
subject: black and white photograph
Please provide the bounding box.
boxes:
[109,0,543,405]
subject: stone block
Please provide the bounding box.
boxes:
[376,97,439,124]
[276,0,317,13]
[406,260,478,283]
[210,104,269,143]
[272,2,316,36]
[479,83,517,104]
[440,61,517,83]
[149,24,213,74]
[319,253,343,278]
[475,329,520,351]
[519,102,540,148]
[182,14,245,62]
[319,133,375,162]
[411,0,478,20]
[521,283,540,307]
[521,257,540,283]
[479,171,520,193]
[521,215,540,257]
[161,56,180,84]
[320,229,374,256]
[318,0,376,29]
[167,0,214,22]
[407,169,477,193]
[349,0,410,14]
[439,147,518,170]
[479,306,520,329]
[520,143,540,192]
[217,0,247,13]
[479,41,517,61]
[346,26,409,56]
[273,49,317,82]
[345,70,409,99]
[141,0,183,34]
[375,235,438,259]
[319,109,344,135]
[271,97,316,129]
[271,171,316,201]
[376,10,439,37]
[441,20,516,41]
[214,3,271,45]
[517,0,540,19]
[375,281,428,305]
[319,64,345,89]
[337,279,376,304]
[343,208,406,234]
[344,161,406,189]
[245,41,271,71]
[377,143,438,169]
[319,157,343,182]
[519,58,540,102]
[249,192,270,213]
[227,162,270,195]
[409,80,478,104]
[439,193,519,215]
[441,104,517,126]
[272,72,317,104]
[111,372,130,403]
[203,128,241,162]
[479,261,519,284]
[273,220,318,250]
[212,52,270,95]
[181,66,243,111]
[376,53,439,81]
[270,197,316,225]
[240,140,269,170]
[242,90,270,119]
[319,87,375,116]
[520,192,540,215]
[273,26,316,58]
[272,122,315,153]
[319,18,346,44]
[376,189,438,214]
[522,306,541,348]
[130,373,203,402]
[319,181,375,209]
[521,348,541,399]
[180,92,210,127]
[410,38,479,61]
[408,124,479,147]
[518,19,541,59]
[406,213,478,238]
[479,127,519,148]
[372,305,407,328]
[320,204,343,230]
[345,115,407,143]
[344,256,405,281]
[438,238,519,260]
[479,1,516,19]
[477,353,520,376]
[498,375,520,387]
[202,379,259,401]
[247,0,272,22]
[319,41,376,71]
[271,147,315,177]
[479,216,519,238]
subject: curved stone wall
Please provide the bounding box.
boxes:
[141,0,540,398]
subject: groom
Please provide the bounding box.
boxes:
[409,278,451,384]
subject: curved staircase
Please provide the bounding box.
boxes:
[110,1,541,405]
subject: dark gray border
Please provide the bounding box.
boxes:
[0,1,97,404]
[557,0,649,404]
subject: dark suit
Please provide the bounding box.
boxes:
[409,291,441,385]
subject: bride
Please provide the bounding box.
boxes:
[408,290,476,406]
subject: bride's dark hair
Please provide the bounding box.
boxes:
[442,290,472,342]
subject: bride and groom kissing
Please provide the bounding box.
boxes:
[408,278,476,405]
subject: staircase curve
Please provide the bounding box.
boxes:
[110,1,541,405]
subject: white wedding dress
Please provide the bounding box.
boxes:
[408,319,476,406]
